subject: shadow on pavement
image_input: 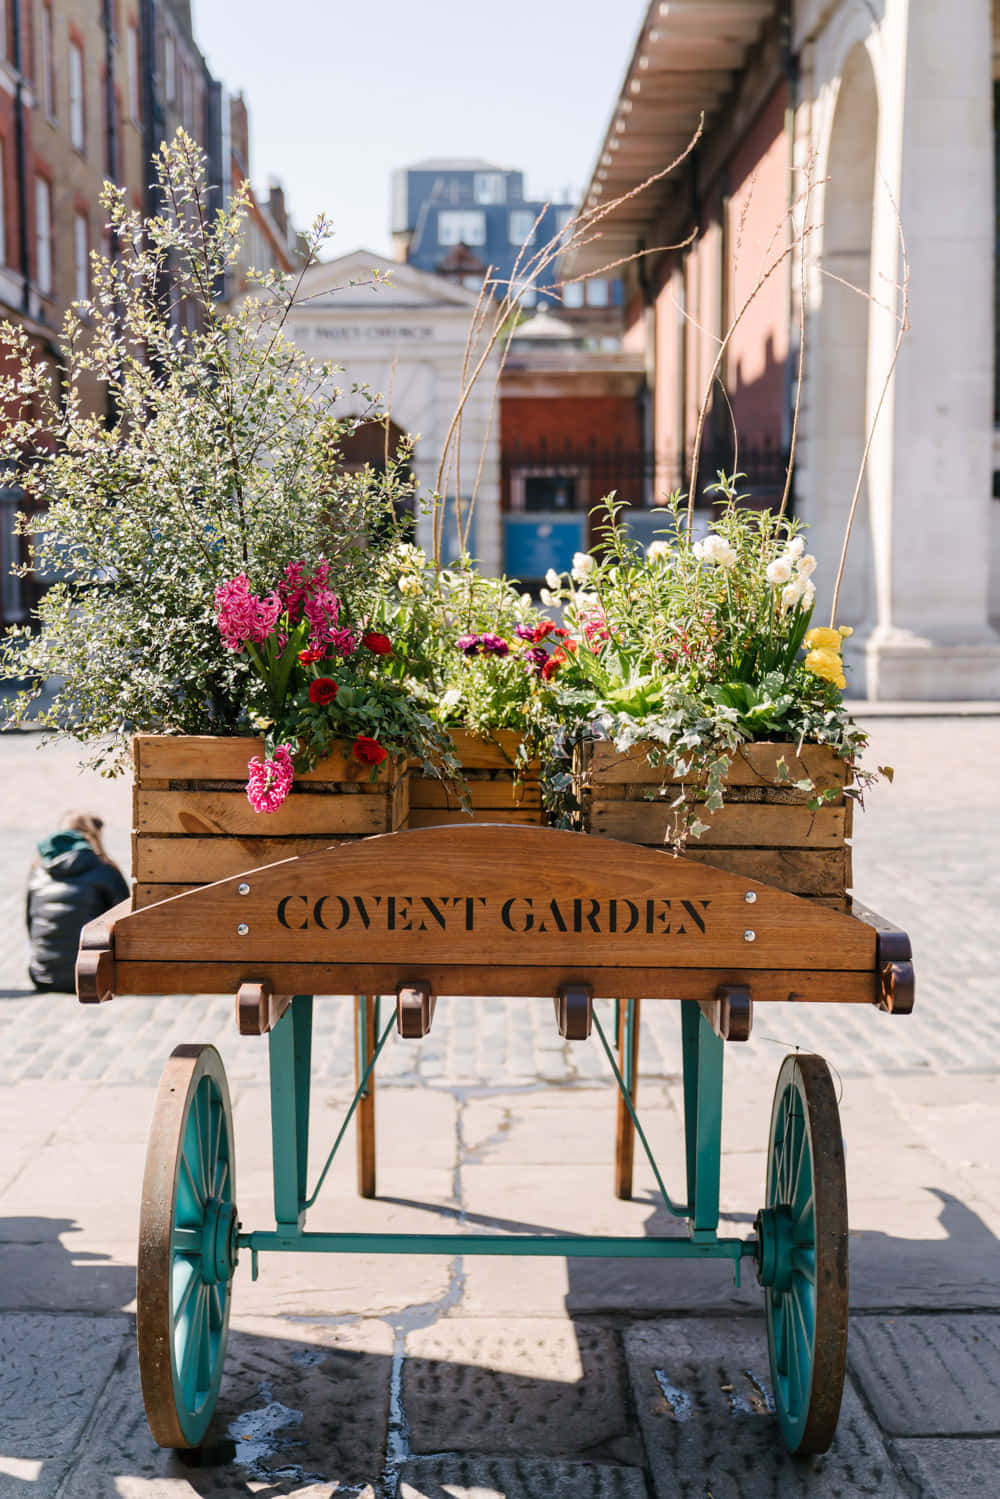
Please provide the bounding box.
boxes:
[0,1186,997,1495]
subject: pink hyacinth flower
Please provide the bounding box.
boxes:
[246,744,295,814]
[303,587,342,646]
[216,574,282,650]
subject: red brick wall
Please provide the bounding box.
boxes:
[499,393,644,511]
[501,394,642,453]
[724,83,790,446]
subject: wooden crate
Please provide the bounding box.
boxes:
[407,729,545,828]
[575,740,853,908]
[132,735,409,909]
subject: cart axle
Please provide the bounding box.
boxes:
[237,1229,757,1261]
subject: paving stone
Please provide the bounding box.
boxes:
[895,1437,1000,1496]
[625,1317,908,1497]
[0,1232,137,1313]
[0,1312,131,1457]
[63,1319,391,1496]
[402,1318,631,1458]
[399,1455,649,1498]
[847,1315,1000,1435]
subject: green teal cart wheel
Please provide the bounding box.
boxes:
[756,1053,848,1455]
[137,1044,238,1448]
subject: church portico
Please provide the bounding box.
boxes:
[283,250,502,573]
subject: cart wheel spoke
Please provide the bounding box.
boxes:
[138,1044,237,1449]
[762,1054,848,1456]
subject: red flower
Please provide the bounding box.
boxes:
[308,677,339,705]
[362,631,392,656]
[299,648,325,664]
[353,735,388,766]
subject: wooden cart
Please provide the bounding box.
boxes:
[77,823,913,1456]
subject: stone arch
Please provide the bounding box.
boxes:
[808,40,878,630]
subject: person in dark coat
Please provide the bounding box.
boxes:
[26,812,129,993]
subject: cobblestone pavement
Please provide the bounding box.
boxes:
[2,718,998,1087]
[0,719,997,1499]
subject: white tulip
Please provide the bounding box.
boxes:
[545,568,561,591]
[796,554,817,578]
[571,551,596,582]
[800,579,816,609]
[646,540,671,562]
[539,588,555,607]
[786,536,805,559]
[766,557,792,586]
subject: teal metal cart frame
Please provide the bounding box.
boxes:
[77,823,913,1458]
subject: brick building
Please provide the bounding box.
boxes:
[0,3,299,629]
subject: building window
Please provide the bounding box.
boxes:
[462,273,484,291]
[164,31,176,103]
[474,172,505,205]
[69,41,85,152]
[181,64,192,130]
[35,176,53,295]
[437,209,486,247]
[41,6,56,119]
[511,471,583,512]
[509,209,537,247]
[128,26,140,124]
[74,212,88,302]
[586,277,609,307]
[561,280,585,309]
[556,207,575,235]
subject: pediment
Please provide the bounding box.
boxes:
[295,248,484,312]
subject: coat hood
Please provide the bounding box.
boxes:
[36,830,102,876]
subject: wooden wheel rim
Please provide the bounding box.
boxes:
[137,1044,237,1448]
[763,1053,848,1454]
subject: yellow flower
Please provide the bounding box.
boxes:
[838,625,854,638]
[804,647,847,689]
[803,626,842,652]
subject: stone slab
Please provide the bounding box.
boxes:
[0,1234,137,1313]
[624,1317,908,1497]
[895,1438,1000,1496]
[402,1318,634,1461]
[62,1318,392,1496]
[0,1313,131,1457]
[400,1455,649,1498]
[846,1198,1000,1310]
[848,1314,1000,1435]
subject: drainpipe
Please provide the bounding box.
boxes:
[780,0,800,466]
[140,0,160,217]
[10,0,31,314]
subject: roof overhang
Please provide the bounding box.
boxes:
[571,0,776,275]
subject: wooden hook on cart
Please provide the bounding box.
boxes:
[396,982,436,1038]
[554,983,594,1040]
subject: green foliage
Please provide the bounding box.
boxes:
[540,490,876,846]
[0,130,412,769]
[374,543,558,752]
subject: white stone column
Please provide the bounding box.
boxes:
[862,0,1000,697]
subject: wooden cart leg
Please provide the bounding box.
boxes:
[614,997,641,1200]
[355,994,378,1199]
[680,999,724,1235]
[268,995,313,1232]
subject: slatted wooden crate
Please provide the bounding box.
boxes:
[575,740,853,909]
[131,735,409,909]
[407,729,545,828]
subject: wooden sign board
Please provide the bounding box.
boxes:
[97,827,874,1000]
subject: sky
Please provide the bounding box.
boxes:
[193,0,648,258]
